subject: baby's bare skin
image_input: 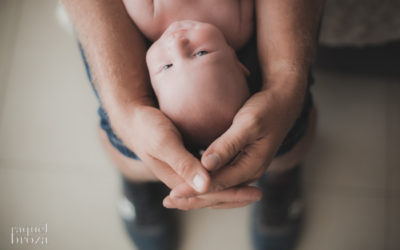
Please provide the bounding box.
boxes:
[122,0,254,49]
[122,1,255,148]
[147,21,250,148]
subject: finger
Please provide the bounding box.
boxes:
[171,139,270,197]
[210,201,254,209]
[208,138,274,192]
[170,183,197,198]
[144,156,186,189]
[153,135,210,193]
[201,119,253,171]
[163,186,262,210]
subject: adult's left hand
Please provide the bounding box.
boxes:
[163,75,308,210]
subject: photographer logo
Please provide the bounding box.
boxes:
[11,224,48,245]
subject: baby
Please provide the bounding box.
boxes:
[122,0,255,149]
[146,20,250,149]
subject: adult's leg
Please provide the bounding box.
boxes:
[252,106,316,250]
[98,129,179,250]
[98,127,158,182]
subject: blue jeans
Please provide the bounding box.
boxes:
[79,34,314,160]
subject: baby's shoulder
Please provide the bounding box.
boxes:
[122,0,157,39]
[122,0,185,41]
[122,0,254,49]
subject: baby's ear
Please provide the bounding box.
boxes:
[237,60,250,77]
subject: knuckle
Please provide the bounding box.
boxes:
[150,133,169,153]
[173,199,189,211]
[241,112,264,134]
[174,157,194,177]
[224,139,241,159]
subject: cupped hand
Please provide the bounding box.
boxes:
[120,105,210,192]
[165,78,307,209]
[117,104,261,208]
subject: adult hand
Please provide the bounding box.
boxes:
[162,0,324,210]
[118,104,210,192]
[117,104,262,208]
[164,75,308,209]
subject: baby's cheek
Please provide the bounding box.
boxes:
[155,82,184,110]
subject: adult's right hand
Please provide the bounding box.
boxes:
[118,105,210,193]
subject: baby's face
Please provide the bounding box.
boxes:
[146,20,250,148]
[147,20,238,84]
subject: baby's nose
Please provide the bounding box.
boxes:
[176,36,189,47]
[169,36,190,56]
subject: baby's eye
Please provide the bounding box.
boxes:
[195,50,208,57]
[162,64,173,71]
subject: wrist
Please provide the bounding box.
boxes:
[262,61,309,88]
[261,72,309,118]
[262,67,308,98]
[105,96,155,137]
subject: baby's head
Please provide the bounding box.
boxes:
[146,20,250,149]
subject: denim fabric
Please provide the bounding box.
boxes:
[79,34,313,160]
[79,44,140,160]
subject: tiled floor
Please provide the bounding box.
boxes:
[0,1,399,250]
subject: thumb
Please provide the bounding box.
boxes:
[201,121,251,171]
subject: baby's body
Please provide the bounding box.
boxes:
[123,0,254,50]
[122,0,255,148]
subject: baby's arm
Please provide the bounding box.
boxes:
[122,0,158,39]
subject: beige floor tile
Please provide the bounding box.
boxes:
[0,0,20,74]
[1,1,394,250]
[388,196,400,250]
[297,190,386,250]
[0,164,134,250]
[0,0,22,118]
[0,0,107,170]
[181,207,251,250]
[388,80,400,194]
[304,69,388,191]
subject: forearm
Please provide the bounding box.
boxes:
[62,0,154,129]
[256,0,324,89]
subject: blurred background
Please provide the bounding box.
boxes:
[0,0,399,249]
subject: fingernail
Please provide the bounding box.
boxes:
[203,153,220,169]
[193,174,206,192]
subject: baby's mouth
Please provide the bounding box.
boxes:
[165,20,196,35]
